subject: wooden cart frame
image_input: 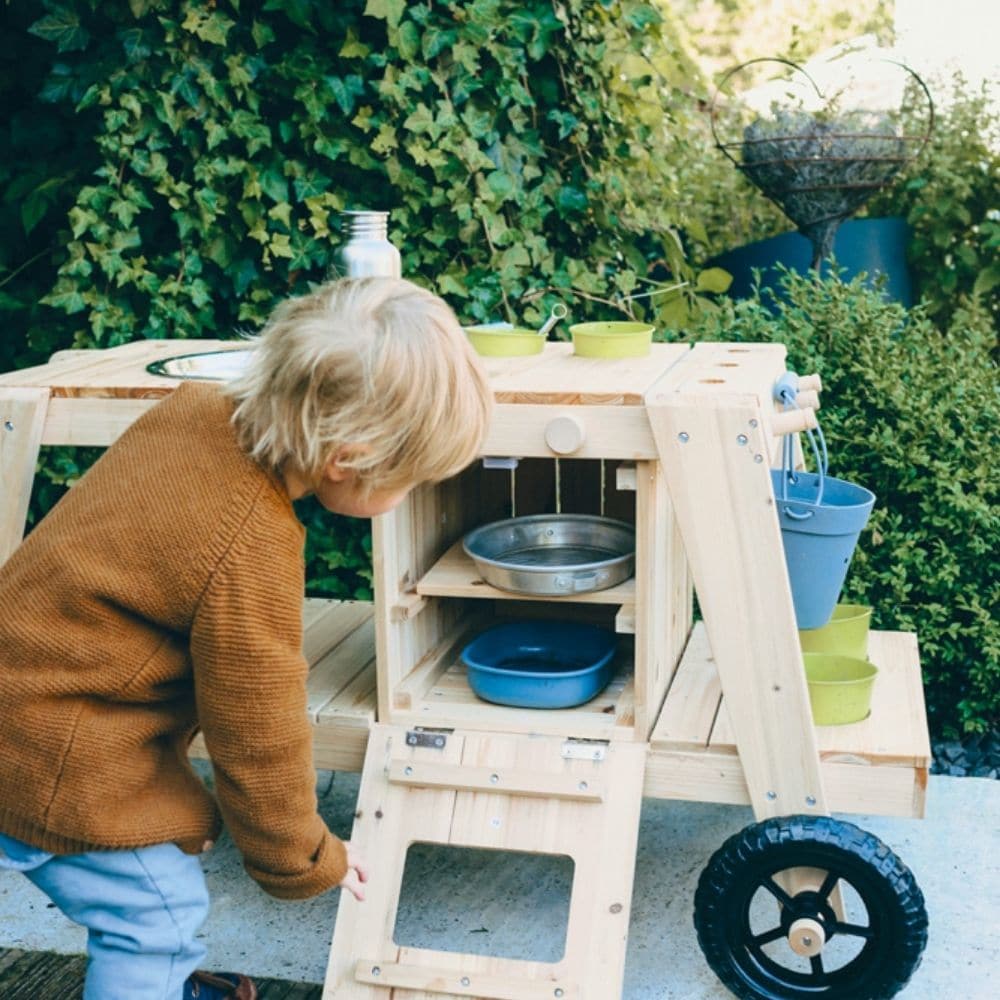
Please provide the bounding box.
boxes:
[0,340,930,1000]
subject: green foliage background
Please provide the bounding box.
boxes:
[3,0,716,600]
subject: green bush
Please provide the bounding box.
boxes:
[686,268,999,736]
[3,0,717,597]
[867,76,1000,335]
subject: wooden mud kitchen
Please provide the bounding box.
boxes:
[0,338,931,1000]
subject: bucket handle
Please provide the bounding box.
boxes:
[775,373,828,508]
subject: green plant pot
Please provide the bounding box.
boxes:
[803,653,878,726]
[798,603,872,659]
[465,326,545,357]
[569,322,654,358]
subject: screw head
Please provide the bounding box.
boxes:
[749,418,759,427]
[802,935,814,947]
[678,431,690,443]
[766,790,777,801]
[461,976,471,987]
[490,773,500,784]
[3,420,13,431]
[406,734,417,745]
[578,780,588,791]
[754,453,764,463]
[737,434,748,445]
[609,902,623,914]
[372,966,381,977]
[434,736,445,747]
[404,765,413,776]
[806,794,817,807]
[555,991,564,998]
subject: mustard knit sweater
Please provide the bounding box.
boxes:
[0,382,347,899]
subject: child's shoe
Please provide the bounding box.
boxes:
[183,970,257,999]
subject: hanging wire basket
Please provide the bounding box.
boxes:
[711,57,934,268]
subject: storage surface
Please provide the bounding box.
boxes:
[645,623,931,817]
[481,341,689,404]
[0,339,690,404]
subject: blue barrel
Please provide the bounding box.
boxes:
[710,217,913,306]
[771,469,876,629]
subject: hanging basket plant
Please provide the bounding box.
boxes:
[711,56,934,268]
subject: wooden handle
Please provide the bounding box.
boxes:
[797,373,822,392]
[796,389,821,410]
[771,408,818,437]
[545,415,586,455]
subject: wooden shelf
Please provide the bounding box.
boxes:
[416,539,637,606]
[644,623,931,818]
[391,639,639,741]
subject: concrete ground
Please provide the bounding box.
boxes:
[0,769,995,999]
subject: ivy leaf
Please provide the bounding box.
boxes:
[28,7,90,53]
[364,0,406,28]
[556,185,587,213]
[972,264,1000,298]
[396,21,420,60]
[695,267,733,294]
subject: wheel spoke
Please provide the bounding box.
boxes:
[817,870,839,901]
[834,921,875,940]
[762,876,795,908]
[810,954,825,976]
[750,925,786,947]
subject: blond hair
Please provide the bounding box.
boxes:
[225,277,492,494]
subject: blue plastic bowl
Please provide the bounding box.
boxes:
[460,621,618,709]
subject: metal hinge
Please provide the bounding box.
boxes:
[405,727,453,749]
[561,737,610,762]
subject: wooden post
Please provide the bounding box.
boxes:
[0,388,50,568]
[645,392,829,820]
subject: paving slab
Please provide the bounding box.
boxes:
[0,771,995,999]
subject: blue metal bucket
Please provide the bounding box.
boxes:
[771,468,875,629]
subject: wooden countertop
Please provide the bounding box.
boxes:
[0,339,693,406]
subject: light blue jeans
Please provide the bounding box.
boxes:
[0,832,209,1000]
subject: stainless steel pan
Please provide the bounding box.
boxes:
[462,514,635,596]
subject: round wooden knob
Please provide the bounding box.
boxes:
[545,415,586,455]
[798,373,823,393]
[787,917,826,957]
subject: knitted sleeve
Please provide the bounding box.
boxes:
[189,484,348,900]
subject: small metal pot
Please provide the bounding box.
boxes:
[462,514,635,596]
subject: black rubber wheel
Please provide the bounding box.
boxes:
[693,815,928,999]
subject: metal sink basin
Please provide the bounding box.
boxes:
[146,348,254,381]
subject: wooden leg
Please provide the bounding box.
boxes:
[0,388,50,568]
[646,394,829,820]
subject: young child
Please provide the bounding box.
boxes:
[0,277,492,1000]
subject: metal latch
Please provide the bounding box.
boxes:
[561,738,609,762]
[405,727,452,749]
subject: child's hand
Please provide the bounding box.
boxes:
[338,840,369,901]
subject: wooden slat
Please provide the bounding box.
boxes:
[387,760,605,801]
[307,617,378,720]
[302,599,373,668]
[648,623,721,751]
[643,747,927,818]
[483,403,659,459]
[482,341,689,405]
[415,540,637,605]
[0,388,49,567]
[353,960,575,1000]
